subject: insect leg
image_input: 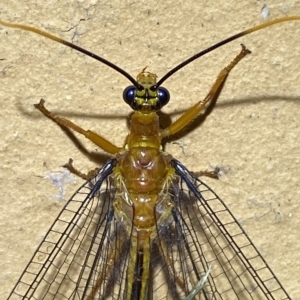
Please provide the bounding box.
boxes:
[192,168,220,179]
[161,44,251,138]
[63,158,100,180]
[34,99,122,154]
[158,238,187,292]
[84,231,128,300]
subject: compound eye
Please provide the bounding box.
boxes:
[123,86,136,106]
[157,86,170,107]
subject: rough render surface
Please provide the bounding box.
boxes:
[0,0,299,298]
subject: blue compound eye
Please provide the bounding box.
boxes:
[157,86,170,107]
[123,86,136,106]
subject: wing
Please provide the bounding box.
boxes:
[7,157,291,300]
[158,159,291,299]
[7,159,131,300]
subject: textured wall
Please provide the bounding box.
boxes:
[0,1,299,298]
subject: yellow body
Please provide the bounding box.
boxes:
[113,71,175,299]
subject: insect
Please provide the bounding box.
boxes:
[1,14,299,300]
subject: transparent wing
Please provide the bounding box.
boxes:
[7,159,132,300]
[162,159,291,300]
[8,158,291,300]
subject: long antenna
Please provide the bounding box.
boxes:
[1,16,300,90]
[153,16,300,89]
[0,18,142,89]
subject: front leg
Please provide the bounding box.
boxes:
[34,99,121,154]
[161,44,251,138]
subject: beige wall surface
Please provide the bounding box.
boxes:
[0,0,299,298]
